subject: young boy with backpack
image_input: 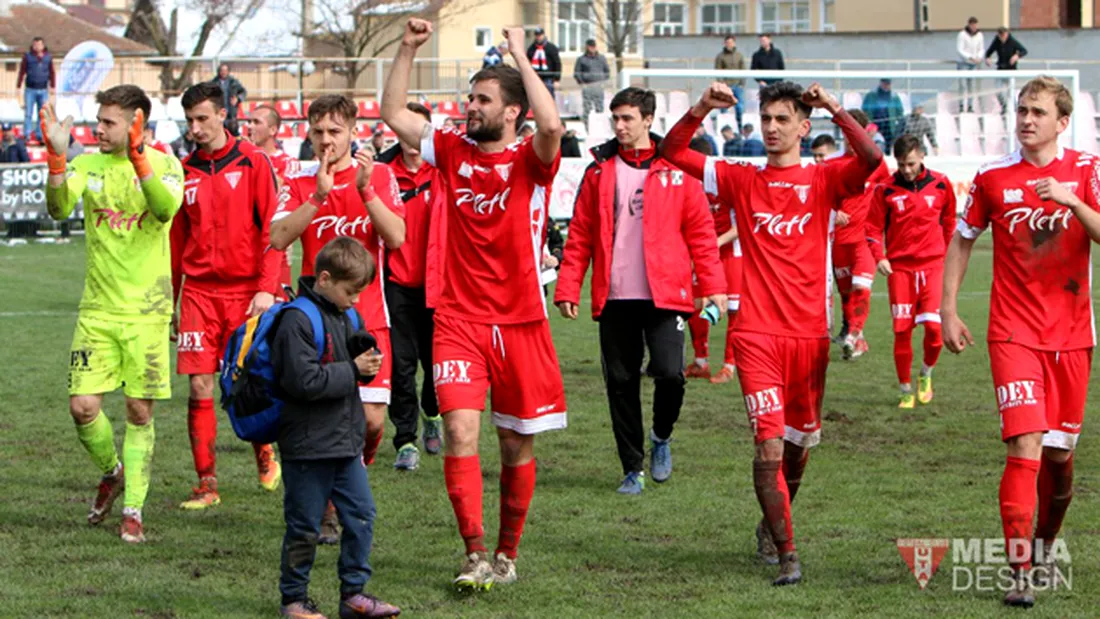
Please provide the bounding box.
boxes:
[270,237,401,619]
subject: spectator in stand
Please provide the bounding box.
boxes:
[867,122,887,151]
[371,126,386,153]
[561,128,582,157]
[210,63,247,136]
[720,125,740,156]
[733,123,764,156]
[297,136,314,161]
[0,122,29,163]
[527,27,562,97]
[482,41,507,68]
[901,102,938,155]
[956,17,985,113]
[574,38,610,126]
[714,35,746,130]
[694,124,718,158]
[750,34,784,87]
[861,78,904,150]
[66,134,84,163]
[17,37,54,145]
[986,27,1028,113]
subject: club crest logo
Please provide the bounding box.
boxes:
[897,538,949,590]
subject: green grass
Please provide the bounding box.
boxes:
[1,238,1099,618]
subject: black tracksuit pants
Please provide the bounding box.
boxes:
[384,279,439,450]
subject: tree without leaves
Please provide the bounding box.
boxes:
[125,0,265,96]
[588,0,649,75]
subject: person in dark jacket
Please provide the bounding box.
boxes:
[749,34,784,86]
[986,27,1028,112]
[555,87,725,495]
[17,37,54,144]
[560,128,582,157]
[714,35,746,130]
[271,237,400,619]
[526,27,562,97]
[209,64,247,136]
[0,123,30,163]
[574,39,610,125]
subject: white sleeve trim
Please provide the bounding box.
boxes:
[704,157,718,196]
[956,219,985,240]
[272,210,290,222]
[420,129,437,167]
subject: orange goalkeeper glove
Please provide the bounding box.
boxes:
[128,108,152,180]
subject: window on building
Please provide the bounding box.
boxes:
[474,27,493,51]
[822,0,835,32]
[759,1,811,33]
[605,0,641,54]
[701,2,747,34]
[557,1,595,53]
[653,3,686,36]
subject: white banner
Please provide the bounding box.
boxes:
[57,41,115,119]
[547,156,990,220]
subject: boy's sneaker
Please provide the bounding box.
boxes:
[257,445,282,491]
[453,551,494,591]
[917,375,934,404]
[120,507,145,543]
[88,462,124,525]
[491,552,517,585]
[616,471,645,495]
[319,503,340,545]
[394,444,420,471]
[709,365,736,384]
[180,477,221,510]
[281,598,327,619]
[685,363,711,379]
[339,593,401,618]
[422,413,443,455]
[650,431,672,483]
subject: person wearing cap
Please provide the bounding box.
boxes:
[526,27,562,97]
[956,16,985,113]
[901,102,938,156]
[0,122,29,163]
[573,38,610,126]
[861,78,904,150]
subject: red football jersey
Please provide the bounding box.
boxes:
[866,167,957,271]
[273,159,405,331]
[266,149,301,184]
[833,154,891,246]
[959,148,1100,351]
[704,157,870,338]
[708,194,741,259]
[382,151,439,288]
[421,127,560,324]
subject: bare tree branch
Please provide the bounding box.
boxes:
[586,0,655,74]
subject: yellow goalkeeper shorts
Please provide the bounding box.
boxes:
[68,313,172,400]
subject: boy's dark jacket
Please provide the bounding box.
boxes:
[271,276,369,460]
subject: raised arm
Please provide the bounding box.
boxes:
[659,82,736,180]
[504,27,562,165]
[381,19,434,149]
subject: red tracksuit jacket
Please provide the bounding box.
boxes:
[172,133,282,300]
[556,136,725,319]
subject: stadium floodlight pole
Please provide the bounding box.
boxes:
[619,68,1083,150]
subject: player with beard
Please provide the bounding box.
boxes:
[270,94,406,544]
[382,20,567,590]
[661,81,883,585]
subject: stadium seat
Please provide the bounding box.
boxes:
[654,92,668,118]
[301,99,311,119]
[277,123,294,139]
[166,96,185,121]
[958,113,983,156]
[358,100,380,119]
[356,124,373,140]
[933,114,959,156]
[276,100,301,119]
[936,92,953,116]
[586,112,614,145]
[72,125,96,145]
[436,100,463,118]
[981,114,1008,156]
[30,148,46,162]
[668,91,691,119]
[296,122,308,138]
[979,93,1002,115]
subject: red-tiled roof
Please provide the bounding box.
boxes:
[0,4,153,55]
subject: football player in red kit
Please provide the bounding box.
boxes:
[171,82,283,509]
[382,20,567,589]
[865,134,956,408]
[661,80,883,585]
[249,104,300,296]
[944,76,1100,607]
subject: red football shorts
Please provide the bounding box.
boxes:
[358,328,392,404]
[887,267,943,333]
[177,287,252,375]
[433,313,567,435]
[988,341,1091,449]
[832,241,876,290]
[724,252,743,312]
[733,332,829,447]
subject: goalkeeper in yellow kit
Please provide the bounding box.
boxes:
[44,85,184,543]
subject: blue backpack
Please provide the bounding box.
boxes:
[219,296,361,444]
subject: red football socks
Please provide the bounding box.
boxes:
[1036,453,1074,547]
[1000,456,1040,569]
[444,455,486,554]
[754,459,795,554]
[187,398,217,480]
[688,314,709,362]
[497,459,537,560]
[923,323,943,368]
[894,331,914,385]
[362,427,383,466]
[849,287,871,333]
